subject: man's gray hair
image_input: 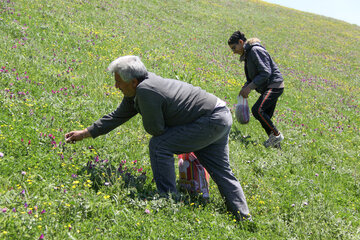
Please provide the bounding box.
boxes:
[107,55,148,83]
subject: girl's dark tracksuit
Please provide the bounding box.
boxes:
[241,41,284,136]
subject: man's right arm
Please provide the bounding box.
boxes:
[86,97,138,138]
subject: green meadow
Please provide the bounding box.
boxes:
[1,0,359,239]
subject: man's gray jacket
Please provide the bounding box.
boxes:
[87,72,218,137]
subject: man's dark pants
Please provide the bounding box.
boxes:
[148,105,250,220]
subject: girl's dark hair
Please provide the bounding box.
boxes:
[228,30,247,45]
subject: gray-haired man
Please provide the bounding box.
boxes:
[65,55,251,221]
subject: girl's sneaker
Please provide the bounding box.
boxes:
[264,132,284,148]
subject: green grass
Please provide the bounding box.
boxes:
[1,0,359,239]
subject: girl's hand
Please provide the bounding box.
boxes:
[240,86,251,98]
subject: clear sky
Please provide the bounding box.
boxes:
[262,0,360,26]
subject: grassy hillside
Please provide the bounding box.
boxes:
[1,0,359,239]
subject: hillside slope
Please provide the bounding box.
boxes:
[1,0,359,239]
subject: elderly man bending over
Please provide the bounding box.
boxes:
[65,55,250,221]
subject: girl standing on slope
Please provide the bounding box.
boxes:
[228,30,284,148]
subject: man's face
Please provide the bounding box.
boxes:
[114,72,138,97]
[229,39,244,55]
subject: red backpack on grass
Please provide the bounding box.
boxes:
[178,152,210,198]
